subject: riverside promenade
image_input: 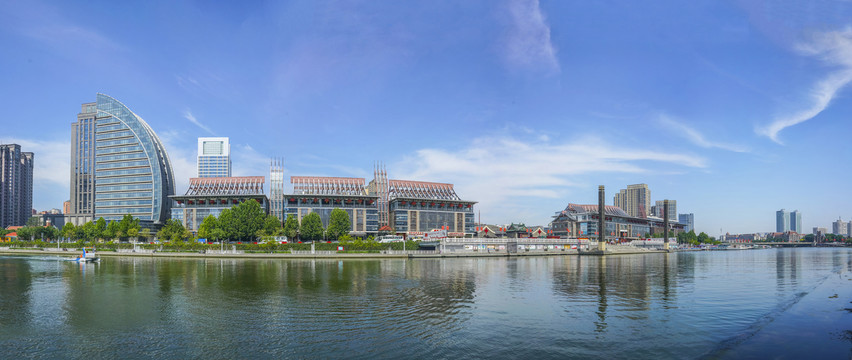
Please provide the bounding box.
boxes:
[0,244,666,259]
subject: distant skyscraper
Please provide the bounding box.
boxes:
[776,209,790,232]
[197,137,231,178]
[789,210,802,233]
[653,200,677,221]
[678,213,694,233]
[70,102,97,222]
[0,144,33,228]
[832,218,848,236]
[70,93,175,225]
[613,184,650,218]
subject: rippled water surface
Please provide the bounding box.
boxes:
[2,248,852,359]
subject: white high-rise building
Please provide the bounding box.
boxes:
[613,184,650,218]
[197,137,231,178]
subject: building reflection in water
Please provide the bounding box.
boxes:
[0,258,33,332]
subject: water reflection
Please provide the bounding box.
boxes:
[1,249,851,359]
[0,258,32,332]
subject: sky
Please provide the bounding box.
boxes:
[1,0,851,236]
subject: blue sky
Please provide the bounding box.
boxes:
[1,0,851,236]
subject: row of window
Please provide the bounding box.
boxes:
[96,168,152,177]
[96,183,153,192]
[96,138,138,148]
[96,175,152,185]
[95,152,146,163]
[95,123,127,132]
[96,145,143,155]
[95,159,149,170]
[95,207,153,215]
[96,191,151,200]
[95,132,133,142]
[95,199,153,207]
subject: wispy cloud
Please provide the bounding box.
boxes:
[393,131,705,224]
[757,28,852,144]
[503,0,559,74]
[183,110,214,134]
[658,113,748,152]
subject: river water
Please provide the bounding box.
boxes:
[1,248,851,359]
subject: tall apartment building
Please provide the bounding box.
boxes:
[69,102,97,224]
[776,209,790,232]
[833,218,848,236]
[197,137,231,178]
[0,144,34,228]
[652,200,677,221]
[678,213,694,233]
[613,184,650,218]
[789,210,802,233]
[70,93,175,225]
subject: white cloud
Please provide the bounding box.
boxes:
[232,144,270,178]
[758,28,852,144]
[393,132,705,224]
[658,114,748,152]
[503,0,560,73]
[183,110,214,135]
[157,130,196,195]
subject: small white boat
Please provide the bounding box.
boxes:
[74,248,100,263]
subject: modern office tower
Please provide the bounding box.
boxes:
[776,209,790,232]
[789,210,802,233]
[0,144,34,228]
[78,93,175,225]
[269,158,284,221]
[832,218,848,236]
[197,137,231,178]
[653,200,677,221]
[678,213,694,233]
[69,102,97,223]
[613,184,651,218]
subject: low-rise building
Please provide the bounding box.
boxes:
[284,176,379,236]
[551,203,683,241]
[170,176,268,233]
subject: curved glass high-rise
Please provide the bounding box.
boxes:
[88,93,175,224]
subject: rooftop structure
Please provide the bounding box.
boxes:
[292,176,367,195]
[170,176,267,232]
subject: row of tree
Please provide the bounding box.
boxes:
[7,215,147,242]
[195,199,284,242]
[279,208,352,241]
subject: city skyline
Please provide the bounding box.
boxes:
[2,1,852,235]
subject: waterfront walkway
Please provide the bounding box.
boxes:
[0,245,666,259]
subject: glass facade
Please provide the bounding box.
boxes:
[282,195,379,234]
[388,199,475,235]
[92,94,175,223]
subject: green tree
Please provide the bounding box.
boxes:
[262,215,283,236]
[300,212,324,241]
[16,226,34,241]
[139,228,152,243]
[127,227,139,243]
[26,217,40,227]
[283,214,300,240]
[105,221,119,242]
[95,217,107,241]
[197,215,219,240]
[326,208,351,240]
[43,226,60,241]
[218,208,236,241]
[231,200,265,241]
[80,221,95,241]
[61,222,76,241]
[697,231,710,244]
